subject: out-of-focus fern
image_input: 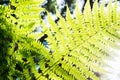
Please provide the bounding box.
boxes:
[0,0,120,80]
[0,0,50,80]
[0,6,14,80]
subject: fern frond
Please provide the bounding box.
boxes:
[40,0,120,80]
[1,0,120,80]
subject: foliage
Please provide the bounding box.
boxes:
[0,0,120,80]
[0,0,47,79]
[0,6,14,80]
